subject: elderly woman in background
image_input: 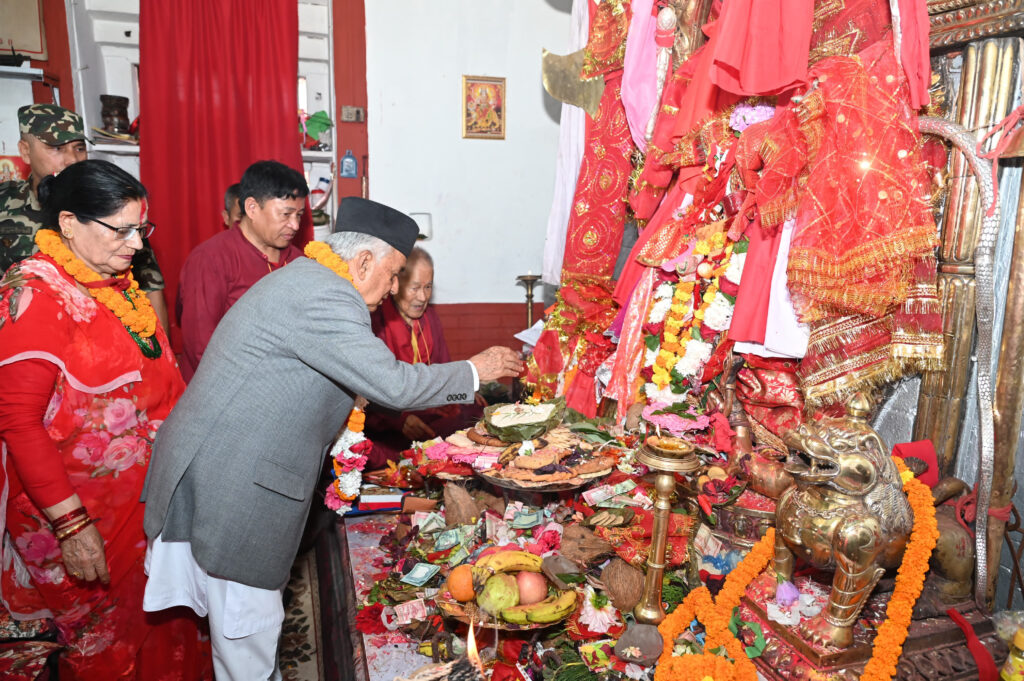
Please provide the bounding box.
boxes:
[0,160,210,680]
[365,247,485,467]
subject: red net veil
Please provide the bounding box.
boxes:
[786,40,938,321]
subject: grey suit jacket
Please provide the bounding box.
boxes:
[142,258,474,589]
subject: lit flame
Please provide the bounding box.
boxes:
[466,620,483,673]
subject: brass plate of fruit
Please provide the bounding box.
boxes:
[440,551,579,629]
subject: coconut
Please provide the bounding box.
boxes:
[601,558,645,612]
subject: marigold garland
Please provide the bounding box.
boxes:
[35,229,157,338]
[654,528,775,681]
[859,457,939,681]
[651,237,734,391]
[304,240,354,284]
[653,462,938,681]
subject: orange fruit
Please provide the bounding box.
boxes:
[447,564,476,602]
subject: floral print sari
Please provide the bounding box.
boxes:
[0,254,211,680]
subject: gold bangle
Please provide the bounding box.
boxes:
[55,518,94,542]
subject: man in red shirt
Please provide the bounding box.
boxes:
[178,160,307,380]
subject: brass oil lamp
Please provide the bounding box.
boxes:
[634,435,700,624]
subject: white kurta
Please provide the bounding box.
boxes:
[144,535,284,681]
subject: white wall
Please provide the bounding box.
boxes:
[365,0,570,304]
[0,76,34,161]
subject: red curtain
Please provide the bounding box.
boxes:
[139,0,312,347]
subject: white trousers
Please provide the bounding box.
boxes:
[144,535,284,681]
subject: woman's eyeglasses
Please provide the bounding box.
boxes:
[88,217,156,241]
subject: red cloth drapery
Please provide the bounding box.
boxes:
[139,0,312,348]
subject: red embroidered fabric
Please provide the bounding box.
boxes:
[736,355,805,436]
[561,74,635,280]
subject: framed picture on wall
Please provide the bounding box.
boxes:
[462,76,506,140]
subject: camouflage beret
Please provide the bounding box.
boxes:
[18,104,87,146]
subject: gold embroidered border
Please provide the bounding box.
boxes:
[787,228,939,286]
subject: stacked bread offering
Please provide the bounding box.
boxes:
[474,401,616,489]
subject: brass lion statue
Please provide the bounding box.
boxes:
[772,394,913,648]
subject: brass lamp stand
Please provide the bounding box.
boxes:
[516,273,541,329]
[634,439,700,624]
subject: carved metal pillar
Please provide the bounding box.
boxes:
[989,185,1024,604]
[913,38,1021,477]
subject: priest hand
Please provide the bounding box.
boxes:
[402,414,436,441]
[469,346,524,382]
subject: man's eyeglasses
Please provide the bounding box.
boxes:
[88,217,156,241]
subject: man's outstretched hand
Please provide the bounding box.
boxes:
[469,346,524,383]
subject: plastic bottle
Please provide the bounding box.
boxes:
[1001,627,1024,680]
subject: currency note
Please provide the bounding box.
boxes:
[400,562,441,587]
[510,510,544,529]
[412,511,446,534]
[582,484,616,506]
[612,480,637,495]
[503,501,527,522]
[632,490,654,509]
[395,598,428,625]
[694,524,724,557]
[484,510,506,539]
[434,528,463,551]
[447,545,470,567]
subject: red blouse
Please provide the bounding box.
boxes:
[0,359,69,507]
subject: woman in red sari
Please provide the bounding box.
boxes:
[0,160,211,680]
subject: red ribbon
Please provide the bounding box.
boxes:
[946,607,999,681]
[976,104,1024,217]
[949,484,1013,538]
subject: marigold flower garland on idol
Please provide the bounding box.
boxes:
[303,240,373,515]
[652,458,939,681]
[643,233,747,403]
[34,229,161,357]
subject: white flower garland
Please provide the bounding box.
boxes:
[325,420,370,515]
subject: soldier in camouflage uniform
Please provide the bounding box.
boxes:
[0,104,169,328]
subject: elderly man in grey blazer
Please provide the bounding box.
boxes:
[141,197,522,680]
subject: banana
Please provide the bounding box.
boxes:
[470,566,492,591]
[526,589,577,623]
[476,550,543,574]
[501,594,557,624]
[418,640,448,657]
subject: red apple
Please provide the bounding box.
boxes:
[516,571,549,605]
